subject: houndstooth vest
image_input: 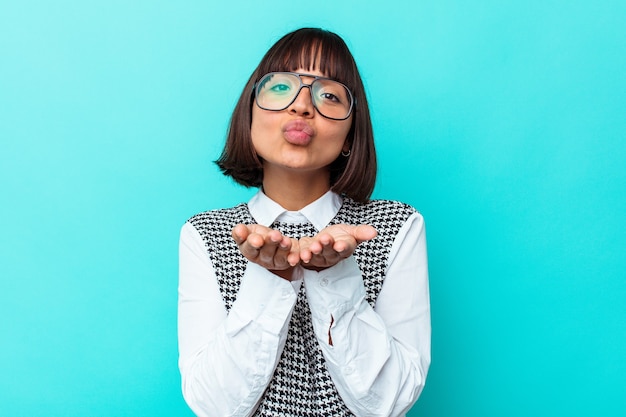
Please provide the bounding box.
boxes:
[188,197,416,416]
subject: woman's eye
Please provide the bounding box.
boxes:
[320,92,341,103]
[269,83,291,93]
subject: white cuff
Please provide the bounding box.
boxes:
[227,262,299,337]
[302,257,366,325]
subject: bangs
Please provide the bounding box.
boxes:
[256,28,357,90]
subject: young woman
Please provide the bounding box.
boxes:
[178,28,430,417]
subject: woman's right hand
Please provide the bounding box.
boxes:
[232,224,300,280]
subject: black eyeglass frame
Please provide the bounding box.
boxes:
[253,72,355,121]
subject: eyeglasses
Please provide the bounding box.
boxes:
[254,72,354,120]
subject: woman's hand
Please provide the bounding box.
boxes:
[232,224,300,280]
[298,224,377,271]
[232,223,377,276]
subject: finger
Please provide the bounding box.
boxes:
[271,237,297,270]
[232,224,250,244]
[332,239,353,254]
[297,237,312,263]
[238,235,262,259]
[308,233,333,255]
[327,224,375,253]
[247,232,266,249]
[257,230,283,264]
[353,225,377,242]
[301,235,332,262]
[321,240,345,260]
[302,232,342,266]
[287,238,301,267]
[278,235,292,251]
[317,232,333,247]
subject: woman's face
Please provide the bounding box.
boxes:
[250,67,352,181]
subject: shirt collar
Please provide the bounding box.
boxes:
[248,189,343,232]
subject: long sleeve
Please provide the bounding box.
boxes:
[177,222,302,417]
[303,212,430,416]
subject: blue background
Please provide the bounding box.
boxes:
[1,1,625,416]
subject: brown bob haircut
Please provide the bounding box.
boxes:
[216,28,377,203]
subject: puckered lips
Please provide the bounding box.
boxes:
[282,120,315,146]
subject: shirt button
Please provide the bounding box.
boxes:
[344,365,354,374]
[320,278,329,287]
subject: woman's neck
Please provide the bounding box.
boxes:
[262,169,331,211]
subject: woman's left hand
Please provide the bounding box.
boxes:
[298,224,377,270]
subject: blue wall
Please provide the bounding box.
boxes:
[1,1,624,415]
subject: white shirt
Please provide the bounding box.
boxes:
[178,190,430,417]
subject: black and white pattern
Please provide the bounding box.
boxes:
[188,197,416,416]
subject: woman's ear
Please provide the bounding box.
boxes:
[341,142,352,157]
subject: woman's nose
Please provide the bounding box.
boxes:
[288,86,315,117]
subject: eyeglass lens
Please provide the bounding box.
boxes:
[255,73,353,120]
